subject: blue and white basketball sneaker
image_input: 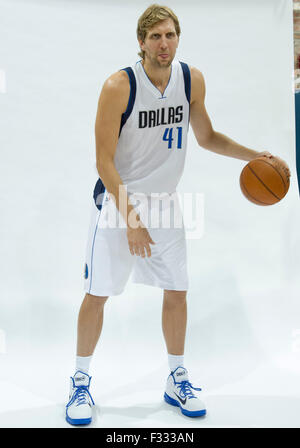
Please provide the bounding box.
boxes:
[164,366,206,417]
[66,371,95,425]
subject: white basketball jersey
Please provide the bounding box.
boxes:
[113,58,191,195]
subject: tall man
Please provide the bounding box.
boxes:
[65,4,290,425]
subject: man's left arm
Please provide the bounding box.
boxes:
[189,67,291,178]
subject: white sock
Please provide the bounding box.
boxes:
[75,355,93,375]
[168,353,184,372]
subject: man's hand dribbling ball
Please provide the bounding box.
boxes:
[256,151,291,178]
[240,151,291,205]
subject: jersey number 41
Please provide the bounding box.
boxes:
[163,127,183,150]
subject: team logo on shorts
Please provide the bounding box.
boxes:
[84,263,88,279]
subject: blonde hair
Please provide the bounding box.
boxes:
[137,4,181,60]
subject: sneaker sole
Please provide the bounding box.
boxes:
[66,414,92,425]
[164,392,206,418]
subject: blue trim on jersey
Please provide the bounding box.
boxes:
[93,177,106,210]
[179,61,191,129]
[119,67,136,136]
[179,61,191,103]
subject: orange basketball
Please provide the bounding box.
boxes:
[240,157,290,205]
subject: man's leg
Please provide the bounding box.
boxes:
[77,293,108,357]
[66,293,108,425]
[162,289,206,417]
[162,289,187,356]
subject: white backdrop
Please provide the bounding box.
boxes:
[1,0,299,428]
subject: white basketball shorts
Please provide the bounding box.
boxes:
[83,188,189,296]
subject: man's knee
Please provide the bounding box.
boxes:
[84,293,109,306]
[163,289,187,305]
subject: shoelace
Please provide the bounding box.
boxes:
[67,385,95,408]
[177,380,202,400]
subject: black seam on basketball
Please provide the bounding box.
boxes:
[241,181,271,205]
[248,165,281,200]
[257,159,287,187]
[253,159,288,192]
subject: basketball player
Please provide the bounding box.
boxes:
[65,4,291,425]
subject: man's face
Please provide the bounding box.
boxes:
[139,18,179,68]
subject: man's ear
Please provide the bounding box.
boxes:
[138,39,145,51]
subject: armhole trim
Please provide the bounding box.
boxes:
[179,61,191,104]
[179,61,191,128]
[119,67,137,136]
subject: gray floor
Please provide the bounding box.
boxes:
[1,343,300,428]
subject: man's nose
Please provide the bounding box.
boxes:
[159,36,168,48]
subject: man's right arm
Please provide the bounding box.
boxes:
[95,71,155,257]
[95,70,135,225]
